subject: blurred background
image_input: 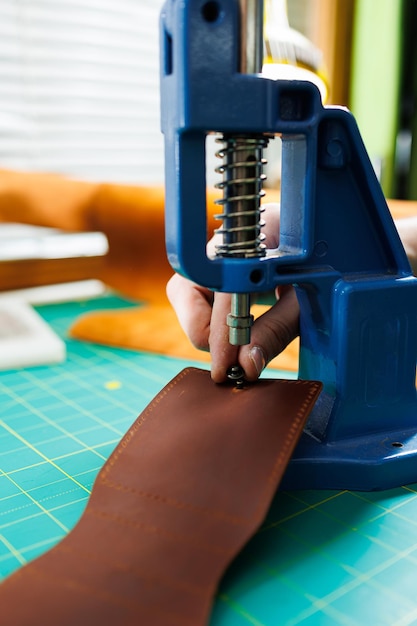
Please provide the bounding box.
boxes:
[0,0,415,367]
[0,0,163,184]
[0,0,415,198]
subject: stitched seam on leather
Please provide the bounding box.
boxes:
[55,543,208,597]
[101,371,320,528]
[99,477,251,527]
[264,382,321,489]
[98,368,253,526]
[20,564,144,609]
[87,506,231,556]
[101,368,192,476]
[16,565,199,626]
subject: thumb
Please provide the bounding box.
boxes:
[238,286,300,381]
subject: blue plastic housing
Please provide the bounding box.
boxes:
[160,0,417,490]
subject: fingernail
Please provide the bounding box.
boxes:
[249,346,266,376]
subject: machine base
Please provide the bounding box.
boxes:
[281,426,417,491]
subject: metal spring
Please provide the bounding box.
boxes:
[214,135,268,258]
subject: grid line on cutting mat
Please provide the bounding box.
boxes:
[1,297,417,626]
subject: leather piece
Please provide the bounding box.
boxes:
[0,367,321,626]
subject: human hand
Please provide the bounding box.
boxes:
[166,204,300,382]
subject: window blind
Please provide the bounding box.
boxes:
[0,0,165,184]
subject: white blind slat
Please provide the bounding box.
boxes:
[0,0,165,185]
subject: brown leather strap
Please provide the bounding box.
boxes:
[0,367,321,626]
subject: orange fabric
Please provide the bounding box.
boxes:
[0,169,415,373]
[69,302,299,372]
[0,169,97,230]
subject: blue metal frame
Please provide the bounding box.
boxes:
[160,0,417,490]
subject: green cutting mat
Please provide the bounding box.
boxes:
[2,296,417,626]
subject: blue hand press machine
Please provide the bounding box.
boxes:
[160,0,417,491]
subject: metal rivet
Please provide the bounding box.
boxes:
[227,365,246,388]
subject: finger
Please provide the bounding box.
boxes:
[166,274,213,351]
[238,286,300,381]
[262,203,280,248]
[208,292,239,383]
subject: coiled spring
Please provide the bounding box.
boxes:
[214,134,268,258]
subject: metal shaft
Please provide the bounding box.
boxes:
[227,293,254,345]
[239,0,264,74]
[226,0,264,346]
